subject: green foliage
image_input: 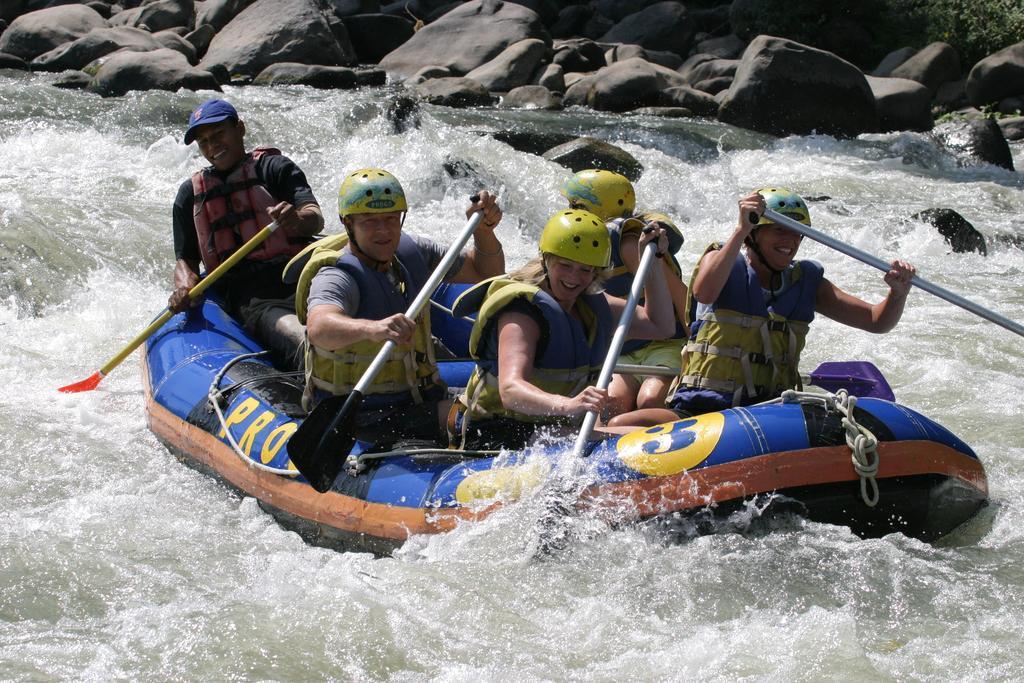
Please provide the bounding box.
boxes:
[879,0,1024,67]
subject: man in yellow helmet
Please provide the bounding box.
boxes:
[297,168,504,444]
[561,169,690,414]
[168,98,324,368]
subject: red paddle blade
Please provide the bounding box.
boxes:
[58,371,104,393]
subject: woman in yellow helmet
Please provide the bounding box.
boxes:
[610,188,916,427]
[449,209,675,449]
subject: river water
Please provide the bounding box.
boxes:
[1,70,1023,680]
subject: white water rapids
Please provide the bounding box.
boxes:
[1,71,1023,679]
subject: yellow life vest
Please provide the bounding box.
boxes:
[677,242,823,406]
[455,277,612,424]
[292,233,441,410]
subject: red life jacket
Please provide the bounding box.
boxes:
[191,147,310,271]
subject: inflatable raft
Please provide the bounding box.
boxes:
[142,294,988,554]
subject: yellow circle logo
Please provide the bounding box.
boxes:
[617,412,726,476]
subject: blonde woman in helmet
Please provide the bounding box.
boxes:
[298,168,505,445]
[448,209,675,450]
[609,188,916,427]
[562,169,691,414]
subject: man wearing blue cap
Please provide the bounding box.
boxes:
[169,98,324,366]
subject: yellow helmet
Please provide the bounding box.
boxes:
[539,209,610,268]
[755,187,810,226]
[338,168,408,217]
[561,169,635,221]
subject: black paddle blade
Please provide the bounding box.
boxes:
[286,391,363,493]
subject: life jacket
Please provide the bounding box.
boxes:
[603,213,687,354]
[191,147,311,271]
[454,277,613,425]
[675,242,823,407]
[293,233,442,411]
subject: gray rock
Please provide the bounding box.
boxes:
[184,22,215,58]
[379,0,548,81]
[573,56,686,112]
[406,64,451,85]
[533,62,563,92]
[933,78,967,116]
[200,0,355,78]
[931,118,1014,171]
[718,35,877,137]
[658,85,717,116]
[342,13,414,64]
[0,4,107,61]
[998,96,1024,115]
[965,41,1024,109]
[630,106,691,118]
[30,26,162,71]
[87,47,220,96]
[109,0,195,32]
[465,37,548,92]
[86,2,113,19]
[599,1,695,56]
[890,42,961,96]
[911,208,987,255]
[414,76,498,107]
[491,129,575,155]
[677,52,717,81]
[324,0,381,17]
[194,0,253,31]
[542,136,643,181]
[252,62,358,88]
[604,43,681,70]
[998,116,1024,142]
[694,34,744,60]
[579,13,613,40]
[591,0,660,22]
[501,84,561,109]
[353,66,385,86]
[553,37,604,73]
[867,75,932,132]
[872,46,915,77]
[550,4,592,40]
[154,28,196,62]
[52,69,92,88]
[692,76,732,96]
[682,57,736,86]
[0,51,28,69]
[504,0,558,24]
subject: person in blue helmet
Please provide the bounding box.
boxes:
[610,188,916,427]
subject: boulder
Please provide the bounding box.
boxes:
[108,0,195,32]
[598,1,695,56]
[567,56,687,112]
[406,65,451,85]
[252,62,358,88]
[931,118,1014,171]
[542,136,643,181]
[465,37,548,92]
[379,0,548,81]
[998,116,1024,142]
[491,129,575,155]
[677,52,716,80]
[533,62,563,92]
[184,22,215,58]
[591,0,660,22]
[552,38,605,73]
[154,28,197,62]
[965,41,1024,109]
[324,0,381,17]
[200,0,355,79]
[0,52,28,69]
[194,0,254,31]
[501,84,561,109]
[30,26,163,71]
[630,106,691,118]
[694,34,745,60]
[342,13,414,64]
[718,35,877,137]
[933,79,967,115]
[87,47,220,96]
[579,13,613,40]
[872,46,915,77]
[681,57,736,86]
[693,76,732,95]
[605,44,681,70]
[867,76,933,132]
[550,4,592,40]
[413,76,498,107]
[52,69,92,89]
[911,208,987,255]
[504,0,558,25]
[86,2,113,19]
[0,4,107,61]
[658,85,717,116]
[889,42,961,96]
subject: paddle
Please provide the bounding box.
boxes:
[58,221,280,393]
[533,234,661,554]
[287,210,486,493]
[614,360,895,401]
[761,208,1024,339]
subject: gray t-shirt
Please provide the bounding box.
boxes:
[307,234,466,315]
